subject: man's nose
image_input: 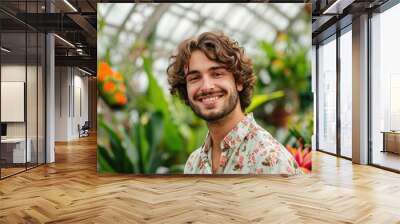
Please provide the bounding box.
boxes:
[200,75,215,91]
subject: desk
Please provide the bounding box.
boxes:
[1,138,31,163]
[382,131,400,154]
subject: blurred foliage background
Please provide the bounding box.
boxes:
[97,3,313,174]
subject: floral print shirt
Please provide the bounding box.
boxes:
[184,113,302,175]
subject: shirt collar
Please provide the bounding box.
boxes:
[201,113,256,155]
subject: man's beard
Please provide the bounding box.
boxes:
[188,89,239,123]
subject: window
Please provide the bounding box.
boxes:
[317,36,337,154]
[339,28,352,158]
[371,3,400,171]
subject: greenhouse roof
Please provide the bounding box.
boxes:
[98,3,310,85]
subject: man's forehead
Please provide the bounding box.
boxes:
[185,52,223,74]
[184,63,226,76]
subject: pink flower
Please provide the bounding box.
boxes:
[199,160,205,170]
[286,144,312,173]
[219,155,228,167]
[234,155,244,171]
[249,153,256,165]
[239,155,244,164]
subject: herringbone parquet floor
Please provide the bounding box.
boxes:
[1,135,400,223]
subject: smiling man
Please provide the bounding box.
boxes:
[167,32,301,175]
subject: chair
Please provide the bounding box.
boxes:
[78,121,90,138]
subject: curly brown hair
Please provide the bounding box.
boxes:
[167,31,256,111]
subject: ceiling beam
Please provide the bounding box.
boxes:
[55,55,96,69]
[67,13,97,46]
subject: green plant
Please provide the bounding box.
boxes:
[97,9,312,174]
[287,111,313,147]
[98,110,164,174]
[245,91,285,113]
[254,33,312,130]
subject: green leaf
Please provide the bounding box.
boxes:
[99,119,133,173]
[143,56,184,153]
[99,120,120,151]
[143,57,169,115]
[245,91,285,113]
[97,17,105,33]
[134,120,148,173]
[121,129,139,173]
[289,127,302,139]
[145,111,164,173]
[169,164,185,174]
[163,121,184,152]
[98,145,116,173]
[260,41,277,60]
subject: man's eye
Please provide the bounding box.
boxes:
[214,72,222,78]
[188,76,199,82]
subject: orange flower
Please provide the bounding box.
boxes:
[114,92,127,105]
[113,71,123,81]
[98,62,113,81]
[286,144,312,173]
[103,82,115,93]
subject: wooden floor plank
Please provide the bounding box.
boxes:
[0,135,399,223]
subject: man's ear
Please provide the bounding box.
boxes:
[237,83,243,92]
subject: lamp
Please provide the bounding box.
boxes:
[1,47,11,53]
[322,0,355,15]
[54,34,75,48]
[63,0,78,12]
[78,67,93,76]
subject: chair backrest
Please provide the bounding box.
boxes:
[82,121,90,129]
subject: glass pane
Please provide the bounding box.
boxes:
[371,4,400,171]
[27,31,38,169]
[340,29,352,158]
[1,30,27,177]
[38,33,45,165]
[27,0,41,169]
[317,37,337,154]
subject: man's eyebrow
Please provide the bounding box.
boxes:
[208,66,226,71]
[186,69,200,76]
[186,65,227,77]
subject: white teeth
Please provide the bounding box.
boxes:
[201,96,220,103]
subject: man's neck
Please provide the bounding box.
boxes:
[207,104,245,150]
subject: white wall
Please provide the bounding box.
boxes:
[55,67,69,141]
[54,67,89,141]
[1,64,46,164]
[1,65,34,138]
[1,65,26,140]
[72,73,89,138]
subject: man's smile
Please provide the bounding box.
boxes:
[195,91,225,107]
